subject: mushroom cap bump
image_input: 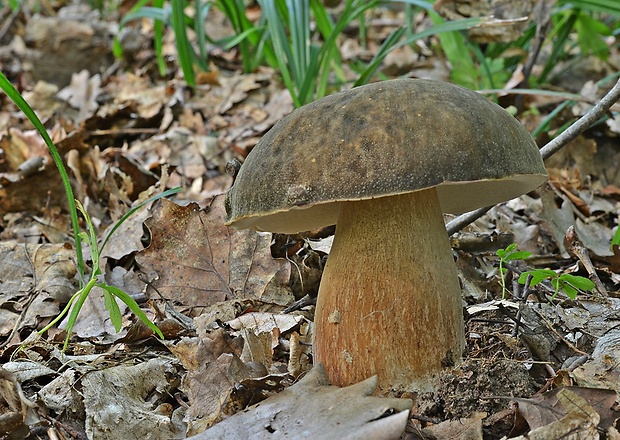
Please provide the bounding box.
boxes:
[225,79,548,233]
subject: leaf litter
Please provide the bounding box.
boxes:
[0,2,619,439]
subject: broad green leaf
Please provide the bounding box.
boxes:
[575,13,610,60]
[519,269,557,286]
[559,274,596,291]
[560,282,578,299]
[496,243,518,258]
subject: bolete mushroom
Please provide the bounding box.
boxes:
[224,79,548,392]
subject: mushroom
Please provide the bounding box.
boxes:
[225,79,548,392]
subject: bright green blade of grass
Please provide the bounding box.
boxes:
[193,0,211,66]
[171,0,196,85]
[259,0,300,106]
[559,0,620,14]
[99,284,164,339]
[431,12,479,89]
[288,0,310,85]
[538,10,578,84]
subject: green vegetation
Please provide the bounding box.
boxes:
[0,71,171,349]
[496,243,596,301]
[117,0,620,105]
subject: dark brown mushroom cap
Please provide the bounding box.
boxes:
[225,79,548,233]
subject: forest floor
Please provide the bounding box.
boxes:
[0,1,619,439]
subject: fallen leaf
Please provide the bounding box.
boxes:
[82,358,183,440]
[136,196,292,314]
[422,411,486,440]
[193,364,412,440]
[513,386,618,432]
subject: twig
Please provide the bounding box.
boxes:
[563,225,608,297]
[532,307,588,357]
[446,78,620,235]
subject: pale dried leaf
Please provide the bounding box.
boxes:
[193,364,412,440]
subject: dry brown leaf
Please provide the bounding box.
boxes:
[168,328,259,435]
[422,411,486,440]
[57,70,102,123]
[136,195,292,314]
[514,386,618,432]
[512,388,603,440]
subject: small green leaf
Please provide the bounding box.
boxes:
[560,282,579,300]
[519,269,557,286]
[497,243,517,258]
[559,274,596,291]
[517,272,529,284]
[102,287,123,332]
[78,232,90,246]
[99,284,164,340]
[611,225,620,250]
[503,251,533,261]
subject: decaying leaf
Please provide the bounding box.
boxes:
[192,363,412,440]
[572,329,620,396]
[136,196,292,314]
[82,358,183,440]
[512,388,610,440]
[422,411,486,440]
[0,242,76,335]
[169,328,276,435]
[513,386,619,436]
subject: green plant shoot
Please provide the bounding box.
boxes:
[497,243,596,301]
[517,271,596,300]
[496,243,532,299]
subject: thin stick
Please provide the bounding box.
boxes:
[446,78,620,236]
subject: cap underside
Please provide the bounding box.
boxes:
[229,174,547,233]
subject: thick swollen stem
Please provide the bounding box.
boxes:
[314,188,465,392]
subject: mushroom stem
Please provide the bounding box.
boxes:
[314,188,465,392]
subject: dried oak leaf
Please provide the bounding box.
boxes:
[136,195,291,312]
[513,386,619,433]
[0,242,76,333]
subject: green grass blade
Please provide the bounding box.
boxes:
[287,0,310,85]
[558,0,620,14]
[538,10,577,84]
[100,284,164,339]
[194,0,211,66]
[431,12,478,88]
[171,0,196,85]
[259,0,300,106]
[391,0,434,10]
[120,5,168,26]
[63,278,98,349]
[0,70,84,282]
[75,200,100,275]
[103,288,123,332]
